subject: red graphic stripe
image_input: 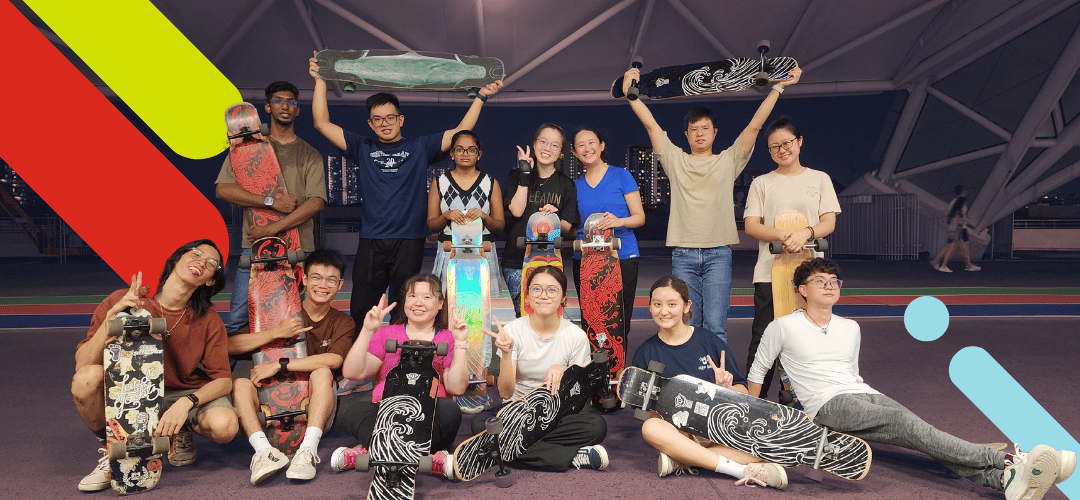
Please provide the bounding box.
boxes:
[0,5,229,293]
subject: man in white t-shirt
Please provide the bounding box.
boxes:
[748,258,1074,500]
[622,65,801,343]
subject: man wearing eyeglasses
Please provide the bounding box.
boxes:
[621,65,801,346]
[215,80,328,336]
[308,52,503,327]
[228,250,356,484]
[748,258,1074,500]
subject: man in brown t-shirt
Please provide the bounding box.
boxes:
[229,250,356,484]
[72,239,238,492]
[215,80,327,335]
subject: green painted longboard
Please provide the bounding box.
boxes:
[314,49,504,93]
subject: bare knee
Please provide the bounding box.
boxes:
[198,407,239,444]
[71,365,104,403]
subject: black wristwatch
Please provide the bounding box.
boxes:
[279,357,290,373]
[186,393,200,408]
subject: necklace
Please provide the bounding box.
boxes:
[157,305,189,338]
[804,311,831,334]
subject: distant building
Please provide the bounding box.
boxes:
[624,145,668,211]
[325,155,361,206]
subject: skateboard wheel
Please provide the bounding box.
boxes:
[239,254,252,269]
[442,241,451,252]
[516,236,526,249]
[342,82,356,93]
[486,418,503,435]
[768,241,783,254]
[288,250,305,264]
[107,318,123,337]
[815,238,828,252]
[633,408,651,421]
[152,436,170,455]
[494,473,513,488]
[612,238,621,251]
[418,455,433,473]
[573,240,582,252]
[108,441,127,461]
[356,452,370,472]
[483,241,492,253]
[259,123,270,136]
[385,338,398,353]
[601,394,617,409]
[592,350,608,364]
[436,342,449,357]
[553,237,564,249]
[148,318,167,335]
[256,411,267,428]
[647,360,665,373]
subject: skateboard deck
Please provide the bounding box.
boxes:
[619,365,871,480]
[612,57,797,100]
[358,340,445,500]
[224,102,301,253]
[314,49,504,95]
[104,308,168,494]
[574,213,625,410]
[517,212,563,316]
[452,352,612,482]
[244,236,309,456]
[445,219,492,414]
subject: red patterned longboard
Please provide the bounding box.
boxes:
[575,213,625,410]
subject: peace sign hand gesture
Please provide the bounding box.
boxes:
[707,351,734,389]
[482,316,513,355]
[363,294,396,333]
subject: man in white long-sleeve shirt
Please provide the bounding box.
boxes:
[748,257,1074,500]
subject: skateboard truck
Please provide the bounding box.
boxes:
[805,425,839,482]
[752,39,773,92]
[626,57,644,101]
[769,238,828,255]
[573,236,622,252]
[633,361,666,421]
[482,418,513,488]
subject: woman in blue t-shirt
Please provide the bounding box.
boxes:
[570,126,644,338]
[630,276,787,489]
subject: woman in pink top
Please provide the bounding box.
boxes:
[330,274,469,478]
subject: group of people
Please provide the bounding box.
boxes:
[69,60,1072,500]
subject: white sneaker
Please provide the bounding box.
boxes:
[78,447,110,492]
[657,452,696,477]
[736,462,788,490]
[937,265,953,273]
[1004,444,1064,500]
[1010,443,1076,484]
[571,445,609,470]
[965,264,982,271]
[286,446,320,480]
[249,447,288,485]
[330,444,367,472]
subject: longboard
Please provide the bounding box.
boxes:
[104,308,168,494]
[619,365,871,480]
[314,49,504,95]
[517,212,563,316]
[612,57,797,100]
[444,219,492,414]
[574,213,625,410]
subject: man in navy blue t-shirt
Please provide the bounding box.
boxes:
[308,54,502,323]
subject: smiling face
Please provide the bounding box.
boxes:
[264,90,299,127]
[573,130,605,167]
[403,280,444,326]
[174,244,220,289]
[526,272,565,317]
[684,117,718,154]
[368,102,403,143]
[649,285,691,330]
[767,128,802,169]
[302,263,342,306]
[533,126,564,166]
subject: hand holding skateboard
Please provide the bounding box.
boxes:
[544,363,564,395]
[771,65,802,90]
[308,51,323,81]
[268,316,312,340]
[476,80,503,97]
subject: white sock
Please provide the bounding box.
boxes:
[714,455,747,478]
[300,427,323,454]
[249,431,271,452]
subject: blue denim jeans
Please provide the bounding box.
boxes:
[226,248,252,334]
[671,246,732,343]
[502,267,523,318]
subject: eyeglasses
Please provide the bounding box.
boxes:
[271,97,298,107]
[453,146,480,155]
[805,277,842,289]
[186,248,220,271]
[535,138,562,151]
[768,138,798,154]
[528,285,562,297]
[687,124,713,134]
[369,114,400,125]
[307,274,341,286]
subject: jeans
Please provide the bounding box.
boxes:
[815,393,1006,489]
[226,248,252,334]
[503,267,523,318]
[670,246,732,343]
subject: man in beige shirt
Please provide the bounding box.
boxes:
[215,80,327,334]
[622,66,801,343]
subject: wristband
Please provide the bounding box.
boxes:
[475,93,488,103]
[279,357,289,373]
[771,85,784,94]
[186,393,200,408]
[807,226,815,242]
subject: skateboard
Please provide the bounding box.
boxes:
[241,236,309,456]
[574,213,625,410]
[103,308,169,494]
[619,365,872,481]
[768,210,828,408]
[355,340,447,500]
[612,56,797,100]
[224,102,302,253]
[516,212,564,316]
[452,352,613,482]
[444,219,493,414]
[314,49,504,96]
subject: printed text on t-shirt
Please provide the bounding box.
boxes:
[370,150,410,173]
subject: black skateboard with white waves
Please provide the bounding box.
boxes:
[367,395,430,500]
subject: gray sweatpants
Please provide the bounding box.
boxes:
[814,393,1006,489]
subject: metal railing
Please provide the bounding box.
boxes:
[829,194,921,260]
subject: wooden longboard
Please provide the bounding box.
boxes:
[575,213,625,410]
[771,210,811,318]
[445,219,492,414]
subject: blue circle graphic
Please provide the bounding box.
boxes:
[904,296,949,342]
